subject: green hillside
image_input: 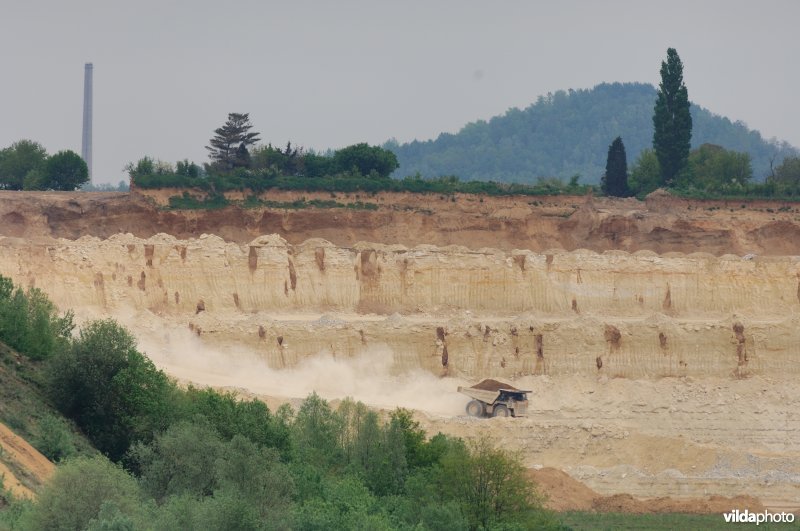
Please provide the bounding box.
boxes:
[387,82,798,184]
[0,275,564,530]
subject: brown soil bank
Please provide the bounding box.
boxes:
[528,468,766,514]
[5,189,800,255]
[0,422,54,499]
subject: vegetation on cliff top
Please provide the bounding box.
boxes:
[127,57,800,205]
[0,141,89,191]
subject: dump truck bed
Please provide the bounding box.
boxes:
[457,379,531,404]
[457,386,501,403]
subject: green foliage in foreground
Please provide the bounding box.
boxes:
[0,275,558,530]
[46,319,178,461]
[32,414,76,462]
[0,343,95,470]
[0,276,74,361]
[3,397,559,530]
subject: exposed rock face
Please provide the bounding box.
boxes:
[5,189,800,255]
[2,233,799,379]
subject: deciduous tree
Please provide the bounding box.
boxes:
[0,139,47,190]
[332,143,398,178]
[38,150,89,191]
[685,143,752,192]
[437,436,553,530]
[47,319,176,460]
[25,456,146,531]
[769,156,800,188]
[628,148,661,196]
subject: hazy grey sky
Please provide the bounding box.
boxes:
[1,0,798,184]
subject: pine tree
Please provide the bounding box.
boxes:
[653,48,692,186]
[206,113,261,171]
[601,136,630,197]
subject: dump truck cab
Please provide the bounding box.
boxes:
[457,379,531,418]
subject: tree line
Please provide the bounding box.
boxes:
[134,80,800,203]
[130,112,401,193]
[128,113,593,198]
[0,141,89,191]
[0,275,560,530]
[602,49,800,200]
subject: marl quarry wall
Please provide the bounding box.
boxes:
[2,233,799,379]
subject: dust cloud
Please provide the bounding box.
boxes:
[131,321,469,416]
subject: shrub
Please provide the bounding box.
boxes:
[34,414,76,462]
[47,320,177,460]
[0,276,74,361]
[23,456,146,531]
[167,192,229,210]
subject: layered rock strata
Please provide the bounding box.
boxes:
[2,233,799,379]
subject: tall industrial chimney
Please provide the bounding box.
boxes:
[81,63,93,182]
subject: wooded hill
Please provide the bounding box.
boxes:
[387,83,798,184]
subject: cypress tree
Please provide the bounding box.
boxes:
[601,136,630,197]
[653,48,692,186]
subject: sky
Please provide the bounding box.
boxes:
[1,0,799,184]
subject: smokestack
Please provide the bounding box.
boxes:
[81,63,93,182]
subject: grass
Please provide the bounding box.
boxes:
[0,342,96,472]
[166,192,230,210]
[560,511,790,530]
[165,194,381,211]
[242,196,380,211]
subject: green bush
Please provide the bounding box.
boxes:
[0,276,74,361]
[47,319,177,460]
[238,196,379,211]
[22,456,147,531]
[130,420,223,502]
[435,436,555,530]
[167,192,229,210]
[292,475,393,531]
[34,414,76,462]
[178,387,291,457]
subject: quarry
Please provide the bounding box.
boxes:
[1,188,799,513]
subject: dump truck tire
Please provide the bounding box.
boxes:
[492,404,510,417]
[466,400,485,417]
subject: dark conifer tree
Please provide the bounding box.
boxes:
[601,136,630,197]
[206,113,261,171]
[653,48,692,186]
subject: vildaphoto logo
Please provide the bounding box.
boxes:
[723,509,795,525]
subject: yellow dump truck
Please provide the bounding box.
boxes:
[457,378,530,418]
